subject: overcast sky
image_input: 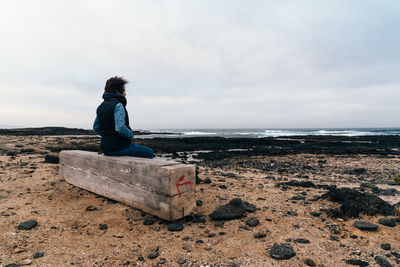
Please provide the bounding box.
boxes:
[1,0,399,129]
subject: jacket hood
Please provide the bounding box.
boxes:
[102,92,127,106]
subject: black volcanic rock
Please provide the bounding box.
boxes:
[354,221,379,231]
[17,220,38,230]
[45,154,59,164]
[378,217,396,227]
[209,198,256,221]
[321,187,394,218]
[345,259,369,266]
[375,256,392,267]
[167,222,184,231]
[269,243,296,260]
[246,217,259,227]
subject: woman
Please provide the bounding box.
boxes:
[93,76,154,159]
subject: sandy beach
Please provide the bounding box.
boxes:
[1,132,400,266]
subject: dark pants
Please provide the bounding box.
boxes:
[104,144,154,159]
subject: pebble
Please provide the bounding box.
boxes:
[254,232,266,239]
[294,238,310,244]
[112,234,124,238]
[19,259,32,266]
[287,211,298,216]
[375,256,393,267]
[178,258,186,264]
[246,217,259,227]
[378,217,396,227]
[17,220,38,230]
[345,259,369,266]
[4,264,19,267]
[219,185,227,189]
[99,224,108,230]
[167,221,184,232]
[204,178,212,184]
[354,221,379,231]
[269,243,296,260]
[304,258,316,266]
[148,250,159,259]
[310,212,322,217]
[196,200,203,206]
[85,206,98,211]
[208,233,216,238]
[33,252,45,258]
[143,219,155,225]
[381,243,392,251]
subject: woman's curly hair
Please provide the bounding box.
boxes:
[104,76,128,94]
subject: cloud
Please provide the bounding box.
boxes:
[0,0,399,128]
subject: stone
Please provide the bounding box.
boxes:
[4,264,19,267]
[19,259,33,266]
[294,238,310,244]
[60,150,196,221]
[254,232,266,239]
[45,154,59,164]
[85,206,98,211]
[304,258,316,266]
[148,250,159,259]
[33,252,45,258]
[167,221,184,232]
[375,256,393,267]
[246,217,259,227]
[209,198,256,221]
[310,212,322,217]
[178,258,186,264]
[99,224,108,230]
[204,178,212,184]
[269,243,296,260]
[219,184,227,189]
[287,211,298,216]
[378,217,396,227]
[322,187,395,218]
[345,259,369,266]
[143,219,155,225]
[292,196,306,200]
[18,220,38,230]
[354,221,379,231]
[196,200,203,206]
[381,243,392,250]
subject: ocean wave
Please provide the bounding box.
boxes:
[182,131,217,136]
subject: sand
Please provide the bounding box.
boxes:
[1,135,400,267]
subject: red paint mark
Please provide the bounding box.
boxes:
[176,175,191,198]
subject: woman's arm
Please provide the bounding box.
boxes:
[93,116,103,136]
[114,103,134,140]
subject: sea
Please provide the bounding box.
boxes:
[142,128,400,138]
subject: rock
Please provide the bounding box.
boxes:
[178,258,186,264]
[143,219,155,225]
[219,185,227,189]
[99,224,108,230]
[246,217,259,227]
[304,258,316,266]
[209,198,256,221]
[167,221,184,231]
[204,178,212,184]
[158,258,166,264]
[112,234,124,238]
[278,180,316,188]
[321,187,395,218]
[292,196,306,200]
[17,220,38,230]
[4,264,19,267]
[354,221,379,231]
[44,154,59,164]
[269,243,296,260]
[287,211,298,216]
[381,243,391,250]
[85,206,97,211]
[310,212,322,217]
[375,256,393,267]
[345,259,369,266]
[148,250,159,259]
[253,232,266,239]
[208,233,216,238]
[185,214,206,223]
[294,238,310,244]
[19,259,32,265]
[196,200,203,207]
[33,252,45,258]
[378,217,396,227]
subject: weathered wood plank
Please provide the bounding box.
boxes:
[59,150,196,221]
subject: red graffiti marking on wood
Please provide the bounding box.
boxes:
[176,175,191,198]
